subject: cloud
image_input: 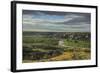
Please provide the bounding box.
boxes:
[22,10,91,32]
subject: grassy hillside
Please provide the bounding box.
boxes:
[22,32,91,63]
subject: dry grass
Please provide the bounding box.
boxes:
[50,52,73,61]
[49,50,90,61]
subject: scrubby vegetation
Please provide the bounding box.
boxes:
[22,32,91,63]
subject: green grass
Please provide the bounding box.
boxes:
[64,39,90,48]
[23,37,58,45]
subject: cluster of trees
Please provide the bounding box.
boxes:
[23,45,63,60]
[23,32,90,41]
[64,33,91,41]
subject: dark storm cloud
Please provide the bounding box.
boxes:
[55,14,90,24]
[23,10,90,16]
[23,10,68,16]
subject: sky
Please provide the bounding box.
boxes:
[22,10,91,32]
